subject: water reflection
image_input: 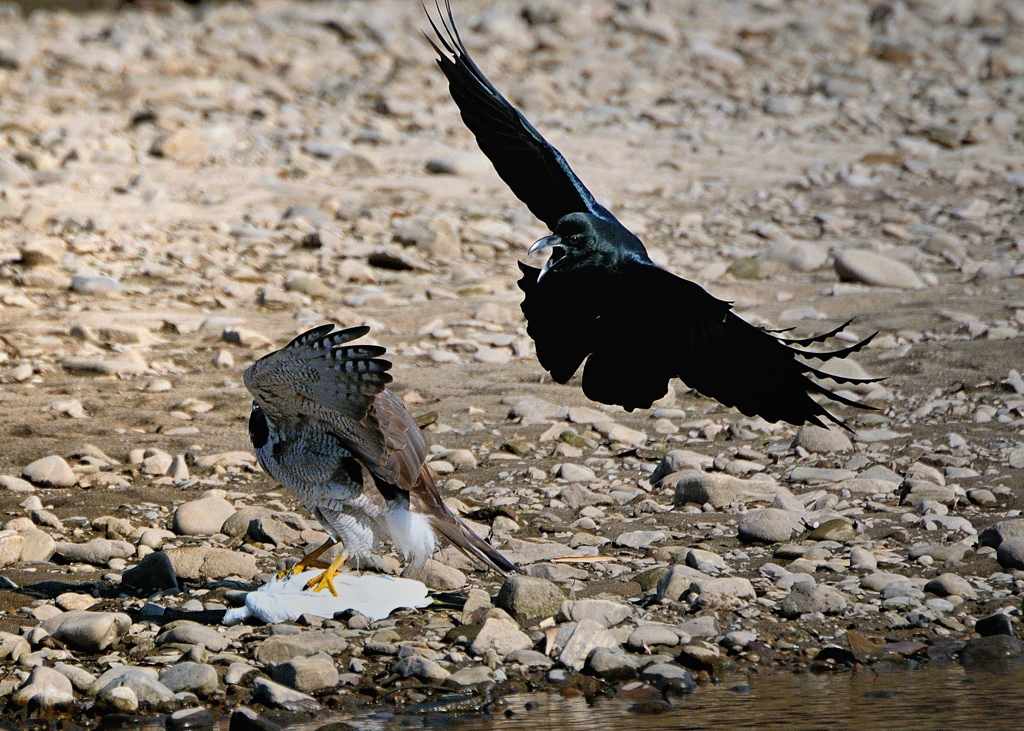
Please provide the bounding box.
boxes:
[323,665,1024,731]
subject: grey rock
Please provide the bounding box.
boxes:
[626,624,686,651]
[651,450,714,484]
[556,463,598,483]
[924,573,978,599]
[979,519,1024,548]
[156,624,230,653]
[560,599,632,628]
[221,506,274,538]
[834,249,924,289]
[779,583,850,618]
[254,630,348,666]
[12,665,74,710]
[71,274,122,295]
[87,666,158,697]
[849,547,877,570]
[172,496,235,536]
[614,530,666,549]
[496,575,565,624]
[247,515,302,547]
[48,663,93,697]
[996,537,1024,570]
[0,631,29,661]
[655,565,711,602]
[271,652,339,692]
[97,669,176,710]
[793,426,853,452]
[251,677,320,711]
[672,472,778,508]
[678,615,720,639]
[164,547,258,581]
[393,655,450,682]
[22,455,77,488]
[444,666,494,687]
[158,662,219,696]
[559,484,613,508]
[401,559,466,591]
[790,466,858,484]
[469,617,532,658]
[584,646,638,680]
[505,649,553,668]
[908,544,973,562]
[99,685,138,713]
[639,663,695,692]
[558,619,619,671]
[40,611,131,652]
[738,509,801,544]
[690,577,756,602]
[55,538,134,566]
[122,550,178,592]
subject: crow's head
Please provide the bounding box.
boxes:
[528,212,646,280]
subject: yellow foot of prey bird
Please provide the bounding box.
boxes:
[304,552,349,596]
[276,539,337,581]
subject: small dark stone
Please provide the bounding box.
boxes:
[166,708,213,731]
[975,613,1015,638]
[122,551,178,593]
[228,708,283,731]
[99,715,163,731]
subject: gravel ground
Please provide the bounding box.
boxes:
[0,0,1023,726]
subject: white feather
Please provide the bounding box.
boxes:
[383,507,436,567]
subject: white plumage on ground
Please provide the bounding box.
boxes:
[244,324,516,594]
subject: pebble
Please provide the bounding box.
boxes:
[394,655,451,682]
[560,599,632,628]
[156,624,230,653]
[173,496,237,535]
[254,630,348,665]
[159,662,220,696]
[834,249,924,288]
[672,473,779,508]
[779,583,851,618]
[39,611,131,653]
[401,559,466,590]
[996,537,1024,570]
[12,665,74,710]
[585,647,638,680]
[165,547,259,581]
[496,575,566,624]
[558,619,620,671]
[469,618,532,658]
[270,652,339,693]
[793,426,853,453]
[21,455,77,488]
[738,509,801,544]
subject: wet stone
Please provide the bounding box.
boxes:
[975,613,1014,638]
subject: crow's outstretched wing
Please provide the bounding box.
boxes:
[425,0,611,231]
[518,263,878,428]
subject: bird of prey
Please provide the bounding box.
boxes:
[425,2,878,429]
[244,324,516,594]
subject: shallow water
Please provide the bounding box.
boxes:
[289,665,1024,731]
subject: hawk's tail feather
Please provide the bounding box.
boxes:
[429,513,519,576]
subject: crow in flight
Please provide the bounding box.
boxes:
[246,324,516,594]
[425,2,877,429]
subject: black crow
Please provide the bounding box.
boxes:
[425,2,878,429]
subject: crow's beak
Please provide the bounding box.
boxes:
[529,234,562,281]
[528,234,560,255]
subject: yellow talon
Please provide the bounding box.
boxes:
[304,552,348,596]
[277,539,336,581]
